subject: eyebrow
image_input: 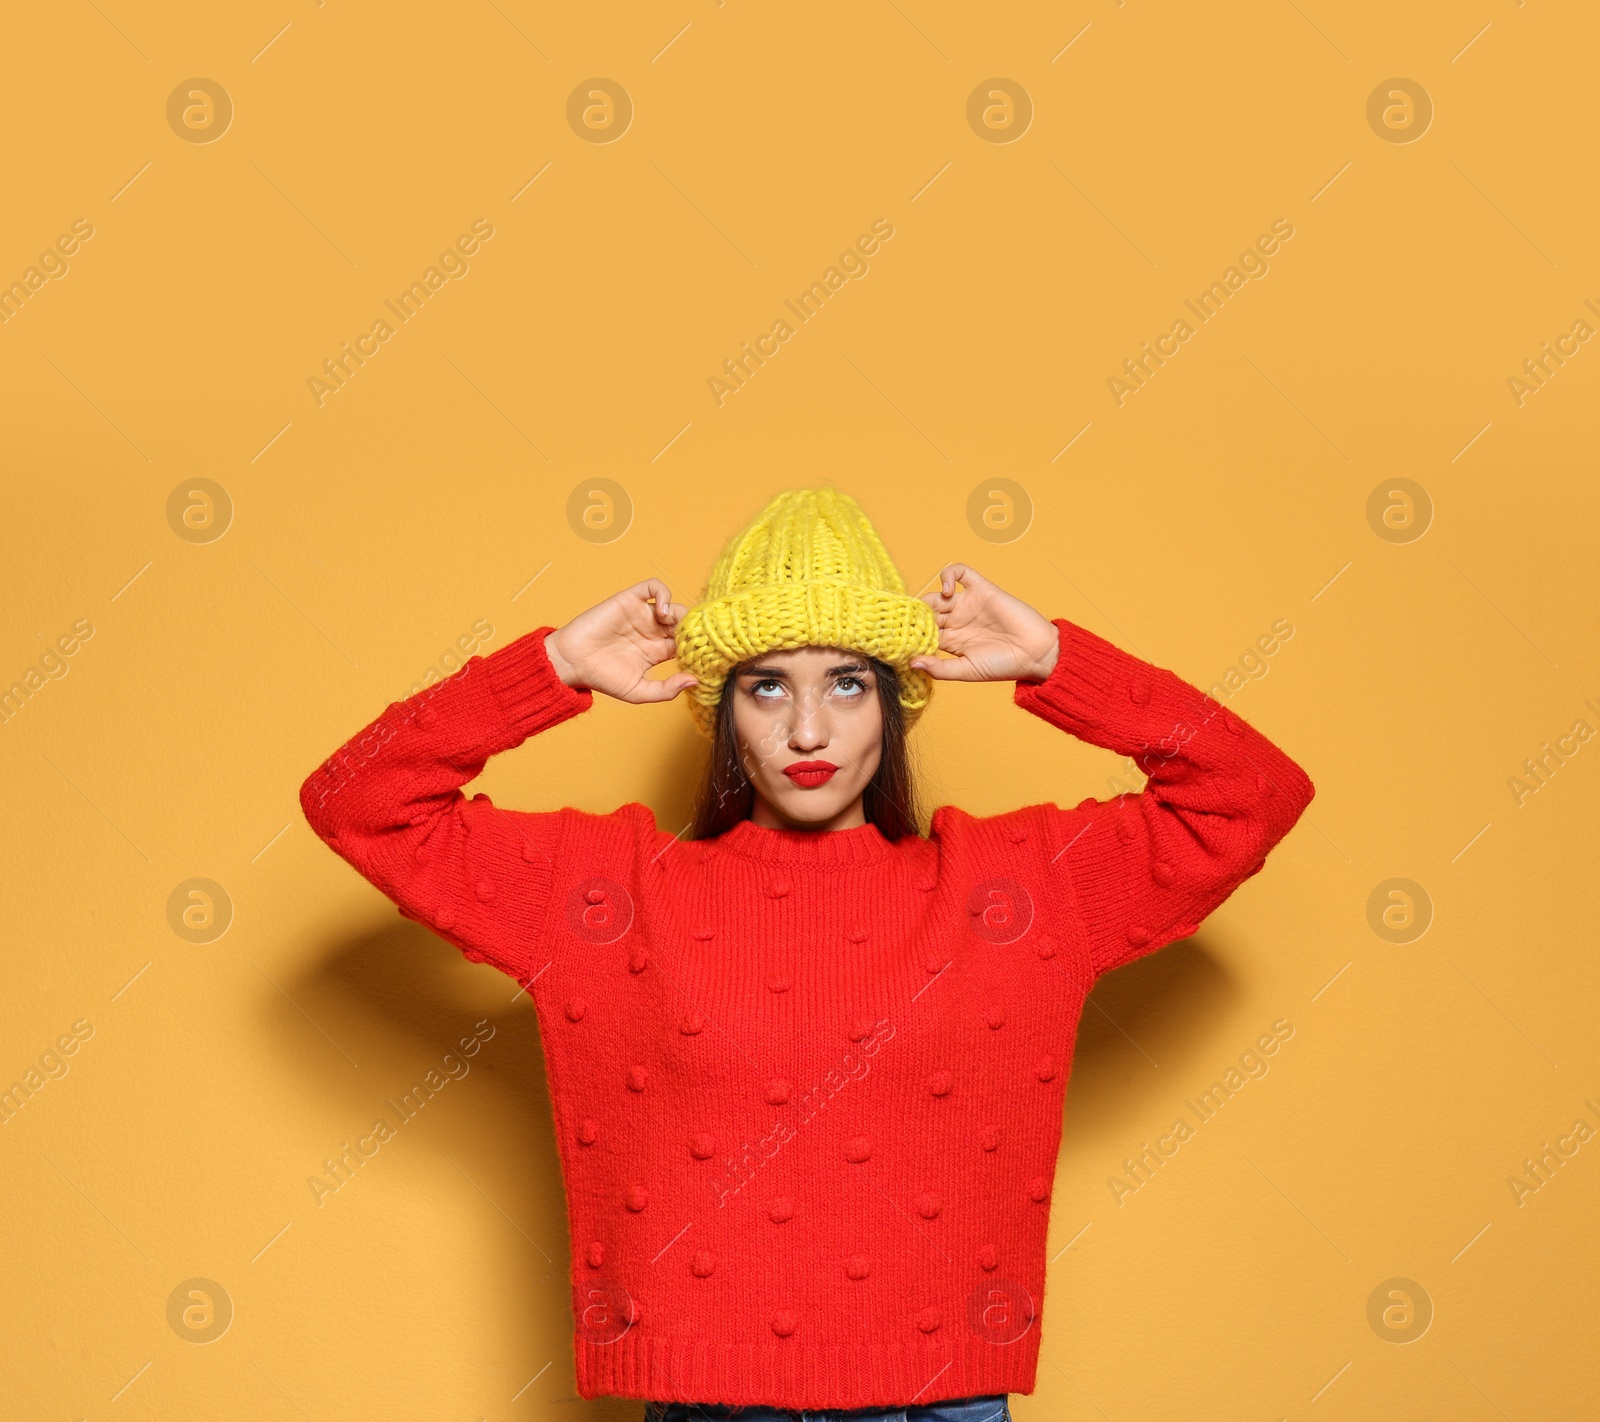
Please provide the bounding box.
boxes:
[739,660,870,680]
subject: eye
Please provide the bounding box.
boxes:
[750,678,786,700]
[834,675,868,698]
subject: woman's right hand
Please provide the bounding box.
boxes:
[544,579,698,703]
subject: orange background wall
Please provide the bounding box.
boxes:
[4,2,1597,1419]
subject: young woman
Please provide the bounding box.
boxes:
[300,487,1314,1422]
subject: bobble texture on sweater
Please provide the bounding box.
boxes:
[299,618,1315,1410]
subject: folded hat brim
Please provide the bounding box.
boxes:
[675,581,940,737]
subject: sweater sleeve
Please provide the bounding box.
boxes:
[298,625,600,984]
[1011,616,1315,978]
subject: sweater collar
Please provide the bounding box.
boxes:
[717,815,898,867]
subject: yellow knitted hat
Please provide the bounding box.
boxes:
[674,486,940,738]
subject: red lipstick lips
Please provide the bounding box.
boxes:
[783,760,838,788]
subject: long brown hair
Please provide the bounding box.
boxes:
[688,653,922,842]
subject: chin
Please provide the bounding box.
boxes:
[765,782,852,827]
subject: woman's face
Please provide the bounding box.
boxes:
[728,645,885,831]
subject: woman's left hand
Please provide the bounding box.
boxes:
[910,563,1060,683]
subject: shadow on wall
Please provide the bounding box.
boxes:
[1068,933,1244,1139]
[266,899,1235,1418]
[265,918,648,1417]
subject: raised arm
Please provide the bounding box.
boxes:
[299,626,595,982]
[1013,615,1315,977]
[911,565,1315,980]
[299,580,698,983]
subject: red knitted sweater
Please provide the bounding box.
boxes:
[299,617,1314,1410]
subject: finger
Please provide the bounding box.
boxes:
[625,672,699,702]
[629,580,683,640]
[921,562,983,606]
[639,578,671,615]
[908,654,984,682]
[940,562,988,597]
[648,593,691,635]
[919,572,959,611]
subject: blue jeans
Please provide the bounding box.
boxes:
[643,1395,1010,1422]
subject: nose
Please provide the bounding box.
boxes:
[787,686,831,754]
